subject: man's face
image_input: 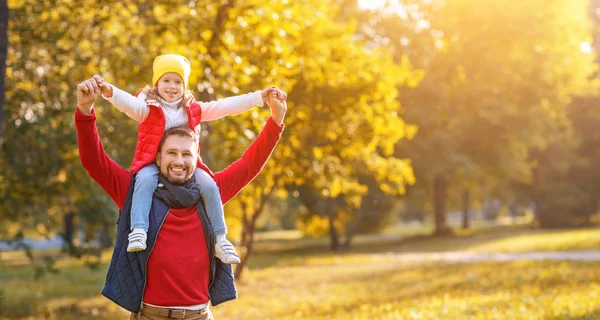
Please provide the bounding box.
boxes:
[156,134,198,184]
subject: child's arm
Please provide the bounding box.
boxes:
[214,92,286,204]
[93,75,150,123]
[200,86,285,121]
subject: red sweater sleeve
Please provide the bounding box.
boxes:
[214,117,284,204]
[75,108,132,210]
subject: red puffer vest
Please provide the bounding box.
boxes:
[130,98,213,177]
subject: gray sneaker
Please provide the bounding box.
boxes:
[127,229,147,252]
[215,239,241,264]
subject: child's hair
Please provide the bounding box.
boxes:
[141,85,195,109]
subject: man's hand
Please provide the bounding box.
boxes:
[266,90,287,125]
[77,77,101,115]
[92,74,113,98]
[261,85,287,105]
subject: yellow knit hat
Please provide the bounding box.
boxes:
[152,54,191,88]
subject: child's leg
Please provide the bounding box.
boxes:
[194,168,227,235]
[194,168,240,264]
[128,164,159,252]
[131,164,159,231]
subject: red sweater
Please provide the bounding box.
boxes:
[75,108,283,306]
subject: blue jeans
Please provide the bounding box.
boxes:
[131,164,227,235]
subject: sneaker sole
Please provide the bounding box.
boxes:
[127,246,146,253]
[218,257,241,264]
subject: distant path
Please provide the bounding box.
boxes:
[373,251,600,263]
[0,236,65,251]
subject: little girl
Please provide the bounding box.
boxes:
[95,54,284,264]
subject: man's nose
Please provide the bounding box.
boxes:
[173,154,184,164]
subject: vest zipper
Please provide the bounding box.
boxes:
[139,208,171,312]
[207,231,216,302]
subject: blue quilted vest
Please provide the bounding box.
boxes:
[101,176,237,313]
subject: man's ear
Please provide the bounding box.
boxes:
[156,153,161,167]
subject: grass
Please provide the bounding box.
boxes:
[246,225,600,269]
[221,260,600,320]
[1,224,600,319]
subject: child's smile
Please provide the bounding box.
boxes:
[157,72,184,103]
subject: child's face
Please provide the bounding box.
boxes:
[157,72,184,103]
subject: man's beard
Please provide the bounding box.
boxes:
[160,167,192,185]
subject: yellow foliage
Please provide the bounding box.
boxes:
[276,188,288,199]
[297,215,329,237]
[5,0,420,255]
[312,147,323,160]
[7,0,26,8]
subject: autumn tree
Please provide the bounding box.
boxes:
[353,0,597,233]
[0,1,7,148]
[203,1,420,278]
[4,0,419,281]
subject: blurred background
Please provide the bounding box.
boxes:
[2,0,600,319]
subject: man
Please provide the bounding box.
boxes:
[75,77,286,319]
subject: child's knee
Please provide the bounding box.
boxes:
[197,179,219,200]
[195,170,218,189]
[136,173,157,185]
[201,180,220,194]
[135,173,158,190]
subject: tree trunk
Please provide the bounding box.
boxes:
[342,207,363,249]
[509,202,517,224]
[234,220,254,280]
[234,180,279,280]
[98,222,113,248]
[462,189,470,229]
[0,3,8,149]
[63,212,74,250]
[198,1,236,165]
[342,221,356,250]
[328,212,340,252]
[433,174,451,236]
[78,213,86,245]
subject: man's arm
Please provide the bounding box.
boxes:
[214,92,286,203]
[76,78,132,210]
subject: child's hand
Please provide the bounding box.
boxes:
[92,74,113,97]
[274,87,287,102]
[261,86,274,104]
[261,86,287,105]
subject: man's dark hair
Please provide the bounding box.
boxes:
[157,125,200,153]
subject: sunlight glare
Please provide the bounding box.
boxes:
[580,42,593,54]
[358,0,387,10]
[357,0,408,19]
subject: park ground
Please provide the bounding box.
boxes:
[1,223,600,320]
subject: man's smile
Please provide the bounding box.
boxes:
[169,166,186,174]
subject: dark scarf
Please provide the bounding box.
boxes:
[154,175,201,208]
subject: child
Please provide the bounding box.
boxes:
[95,54,285,264]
